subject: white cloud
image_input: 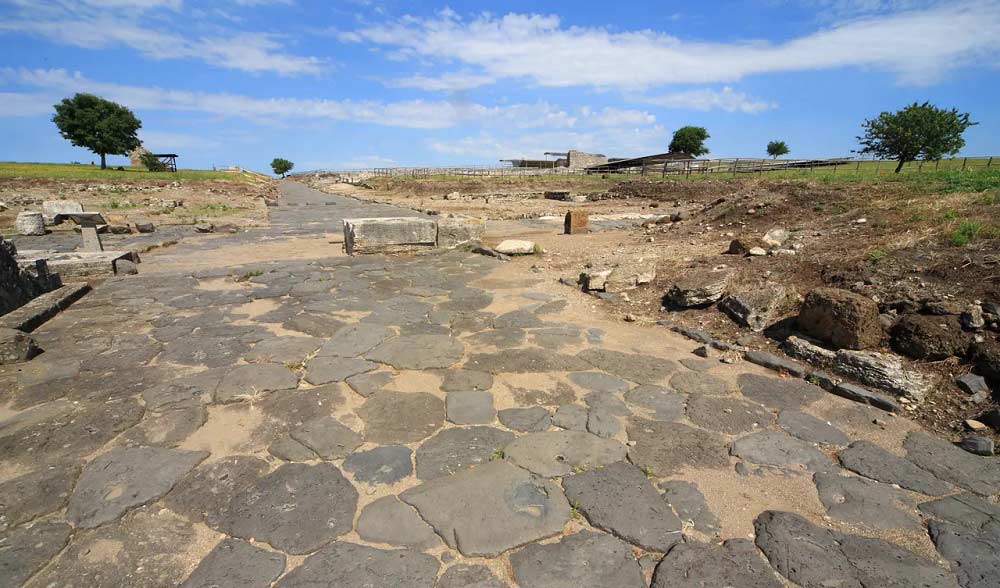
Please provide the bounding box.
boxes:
[0,92,54,117]
[344,2,1000,88]
[427,125,668,160]
[139,129,222,150]
[640,87,776,114]
[389,72,496,91]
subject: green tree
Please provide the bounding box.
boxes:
[668,126,710,157]
[766,140,789,159]
[139,152,167,172]
[271,158,294,177]
[857,102,976,173]
[52,93,142,170]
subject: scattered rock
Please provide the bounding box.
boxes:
[798,287,882,350]
[665,268,733,308]
[744,350,810,378]
[0,327,39,364]
[782,335,837,364]
[748,247,767,256]
[194,223,215,233]
[960,435,995,456]
[831,381,902,413]
[762,228,790,247]
[495,240,537,255]
[719,284,788,332]
[956,373,990,396]
[961,304,986,331]
[890,314,970,360]
[834,348,935,401]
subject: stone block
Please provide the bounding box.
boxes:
[343,217,437,255]
[798,288,881,350]
[834,349,935,401]
[81,226,104,252]
[719,284,788,331]
[42,200,83,224]
[436,216,484,249]
[564,210,589,234]
[0,328,39,364]
[494,240,536,255]
[15,212,45,236]
[666,268,733,308]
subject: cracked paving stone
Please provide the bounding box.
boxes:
[317,324,393,357]
[904,431,1000,496]
[504,430,626,477]
[343,445,413,484]
[586,407,620,438]
[494,309,543,329]
[257,384,344,427]
[467,328,527,349]
[652,539,784,588]
[215,363,299,403]
[659,480,720,535]
[627,418,729,476]
[161,335,252,368]
[67,446,207,529]
[0,462,80,532]
[244,336,323,364]
[498,407,551,432]
[552,404,588,431]
[290,415,362,459]
[754,510,959,588]
[577,349,678,384]
[669,371,730,395]
[345,370,393,397]
[359,391,445,444]
[437,368,494,392]
[142,369,224,411]
[366,334,464,369]
[273,541,439,588]
[304,356,377,386]
[919,493,1000,540]
[839,440,954,496]
[623,384,686,421]
[737,374,824,411]
[218,462,358,554]
[401,460,570,557]
[415,426,515,480]
[0,520,71,587]
[510,530,645,588]
[268,435,317,461]
[777,410,850,447]
[164,455,270,529]
[119,404,207,448]
[563,461,682,552]
[731,431,835,473]
[813,472,922,531]
[568,371,631,394]
[437,564,507,588]
[282,312,346,338]
[181,538,286,588]
[466,348,590,373]
[687,395,773,435]
[357,496,442,549]
[679,358,720,372]
[446,390,496,424]
[531,326,580,349]
[928,519,1000,588]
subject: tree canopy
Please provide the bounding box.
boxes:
[271,158,294,177]
[52,93,141,170]
[857,102,976,173]
[668,126,710,157]
[766,140,789,159]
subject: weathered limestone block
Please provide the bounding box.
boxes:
[81,227,104,252]
[666,269,733,308]
[343,217,437,255]
[15,212,45,236]
[42,200,83,224]
[719,283,788,331]
[494,240,536,255]
[437,216,485,249]
[834,349,935,401]
[798,288,881,350]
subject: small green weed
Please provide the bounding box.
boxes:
[489,448,505,461]
[950,220,982,246]
[868,249,888,262]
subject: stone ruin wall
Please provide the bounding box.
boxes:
[566,150,608,170]
[0,235,57,316]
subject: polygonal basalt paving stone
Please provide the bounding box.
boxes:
[290,415,362,459]
[929,520,999,588]
[577,349,679,384]
[30,509,206,588]
[568,371,631,394]
[119,404,208,448]
[659,480,720,535]
[164,455,269,529]
[563,461,683,551]
[0,462,80,532]
[142,369,225,411]
[498,407,551,432]
[0,520,71,587]
[754,510,959,588]
[215,363,299,403]
[777,410,850,447]
[511,382,577,406]
[679,358,720,373]
[623,384,686,421]
[317,324,394,358]
[687,395,773,435]
[904,431,1000,496]
[180,539,286,588]
[343,445,413,484]
[304,356,377,386]
[552,405,588,431]
[446,390,496,424]
[282,313,346,338]
[504,430,627,478]
[401,460,570,557]
[359,391,445,444]
[161,335,252,368]
[651,539,784,588]
[244,336,323,364]
[531,326,580,349]
[586,406,621,439]
[919,493,1000,539]
[366,335,464,369]
[258,384,344,428]
[466,349,590,374]
[440,288,494,312]
[218,462,358,554]
[437,368,494,392]
[839,440,954,496]
[345,371,393,397]
[67,446,207,529]
[510,530,645,588]
[626,419,729,476]
[268,435,317,461]
[494,309,543,329]
[466,328,527,349]
[669,371,730,396]
[415,426,515,480]
[813,472,923,531]
[731,431,835,473]
[438,564,508,588]
[273,541,439,588]
[737,373,824,411]
[356,496,442,549]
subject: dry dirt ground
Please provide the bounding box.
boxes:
[304,174,1000,441]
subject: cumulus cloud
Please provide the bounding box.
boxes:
[639,87,776,114]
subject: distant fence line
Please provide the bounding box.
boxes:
[301,156,997,181]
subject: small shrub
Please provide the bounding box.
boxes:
[950,220,982,246]
[140,152,167,172]
[868,249,888,262]
[943,209,959,220]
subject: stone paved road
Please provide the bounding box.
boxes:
[2,181,998,587]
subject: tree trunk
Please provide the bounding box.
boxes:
[894,159,905,173]
[100,153,107,170]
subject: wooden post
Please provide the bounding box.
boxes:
[962,157,968,171]
[733,159,739,177]
[988,157,994,169]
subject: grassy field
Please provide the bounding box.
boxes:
[0,162,259,182]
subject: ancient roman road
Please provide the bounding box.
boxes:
[1,181,997,587]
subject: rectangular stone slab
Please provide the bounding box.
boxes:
[343,217,437,255]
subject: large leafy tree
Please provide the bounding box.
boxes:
[52,93,142,170]
[766,140,789,159]
[857,102,976,173]
[271,158,294,177]
[668,126,710,157]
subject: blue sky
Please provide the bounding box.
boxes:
[1,0,998,172]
